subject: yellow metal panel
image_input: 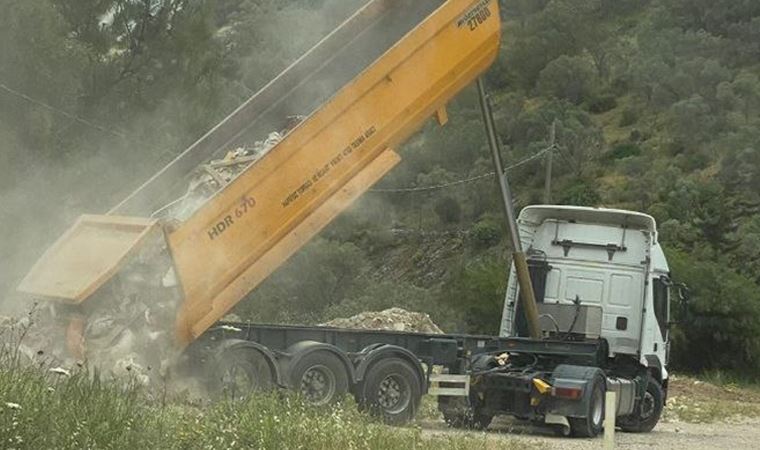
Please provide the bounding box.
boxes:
[169,0,501,343]
[533,378,553,395]
[177,149,402,343]
[18,215,159,303]
[435,106,450,126]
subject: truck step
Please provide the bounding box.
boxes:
[428,374,470,397]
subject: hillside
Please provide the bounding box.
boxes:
[1,0,760,378]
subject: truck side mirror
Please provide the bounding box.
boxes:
[669,282,690,326]
[676,283,690,304]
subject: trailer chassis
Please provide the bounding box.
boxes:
[177,322,650,436]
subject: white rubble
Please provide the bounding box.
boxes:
[322,307,444,334]
[49,367,71,376]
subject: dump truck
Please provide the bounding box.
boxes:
[17,0,678,437]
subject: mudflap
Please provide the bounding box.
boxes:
[547,365,606,419]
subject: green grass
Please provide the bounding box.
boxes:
[698,369,760,390]
[663,373,760,424]
[664,395,760,424]
[0,359,525,450]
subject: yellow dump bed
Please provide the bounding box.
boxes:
[18,216,159,303]
[20,0,501,347]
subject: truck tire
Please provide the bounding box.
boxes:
[620,376,664,433]
[215,347,274,399]
[289,351,349,406]
[569,374,605,438]
[439,396,493,430]
[357,357,421,425]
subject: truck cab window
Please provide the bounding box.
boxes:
[653,277,669,339]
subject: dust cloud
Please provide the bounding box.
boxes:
[0,0,394,392]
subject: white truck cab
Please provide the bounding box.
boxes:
[501,205,670,383]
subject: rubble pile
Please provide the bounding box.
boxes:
[323,308,444,334]
[0,234,182,390]
[2,117,306,392]
[78,231,182,387]
[0,308,181,394]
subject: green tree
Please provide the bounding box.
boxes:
[666,95,714,149]
[668,248,760,374]
[720,146,760,198]
[664,179,733,247]
[540,0,613,79]
[728,216,760,283]
[536,55,597,104]
[238,238,369,323]
[442,257,507,334]
[729,71,760,122]
[0,0,89,160]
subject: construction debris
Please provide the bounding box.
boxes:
[322,308,444,334]
[1,121,309,391]
[49,367,71,376]
[0,235,180,391]
[160,116,304,221]
[82,122,306,383]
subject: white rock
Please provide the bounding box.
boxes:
[49,367,71,376]
[162,268,178,287]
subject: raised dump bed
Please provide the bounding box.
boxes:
[111,0,451,217]
[20,0,502,348]
[168,0,501,344]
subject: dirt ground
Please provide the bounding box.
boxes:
[423,416,760,449]
[422,375,760,449]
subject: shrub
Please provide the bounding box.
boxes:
[557,180,601,206]
[619,107,639,126]
[586,94,618,114]
[434,196,462,224]
[608,143,642,160]
[471,218,502,248]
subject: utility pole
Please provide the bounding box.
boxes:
[476,78,542,340]
[544,120,557,204]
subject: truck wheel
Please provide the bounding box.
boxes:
[569,374,605,438]
[620,376,664,433]
[357,357,421,425]
[289,351,349,406]
[439,396,493,430]
[216,347,274,399]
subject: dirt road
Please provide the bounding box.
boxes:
[423,416,760,449]
[421,375,760,449]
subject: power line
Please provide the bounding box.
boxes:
[370,144,555,193]
[0,79,558,196]
[0,82,126,139]
[0,79,180,168]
